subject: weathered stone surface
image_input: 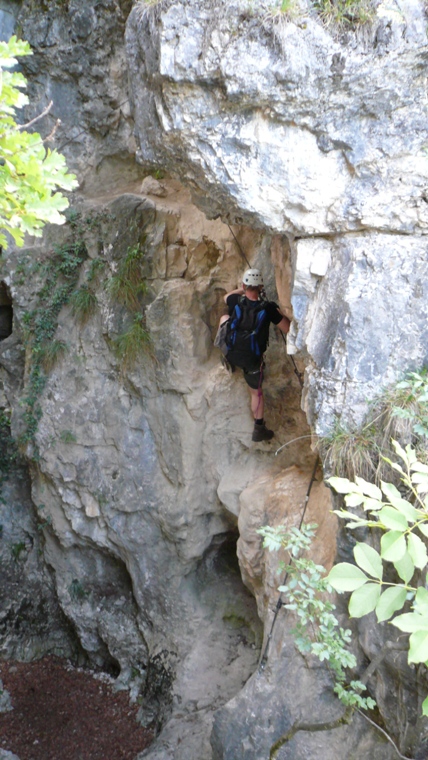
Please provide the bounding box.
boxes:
[2,0,140,195]
[0,416,77,663]
[1,183,309,754]
[236,465,335,617]
[291,233,428,433]
[123,2,428,756]
[1,0,427,757]
[0,679,12,713]
[126,0,428,434]
[211,638,397,760]
[126,0,428,236]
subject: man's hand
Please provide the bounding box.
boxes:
[223,287,245,304]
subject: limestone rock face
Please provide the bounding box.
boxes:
[1,1,428,758]
[126,0,428,431]
[1,182,311,758]
[0,419,76,663]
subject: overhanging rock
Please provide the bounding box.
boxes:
[126,0,428,431]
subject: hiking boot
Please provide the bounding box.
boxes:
[252,423,274,442]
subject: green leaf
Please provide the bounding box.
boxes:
[393,552,415,584]
[355,477,382,500]
[375,586,407,623]
[418,523,428,539]
[411,462,428,473]
[409,630,428,664]
[326,563,369,592]
[333,510,370,524]
[378,506,408,532]
[405,443,418,465]
[415,587,428,615]
[381,481,402,502]
[327,477,355,494]
[380,531,407,562]
[423,696,428,717]
[391,439,409,466]
[353,543,383,580]
[362,497,384,512]
[0,38,77,249]
[381,489,421,522]
[407,533,428,569]
[392,612,428,633]
[349,583,381,618]
[345,492,364,508]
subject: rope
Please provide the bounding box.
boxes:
[280,331,304,388]
[258,454,320,672]
[227,223,252,269]
[226,226,318,669]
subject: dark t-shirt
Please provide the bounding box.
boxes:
[225,294,283,369]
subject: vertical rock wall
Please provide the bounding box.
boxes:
[1,0,428,758]
[126,0,428,433]
[1,175,319,758]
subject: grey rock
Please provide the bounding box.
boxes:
[1,0,427,757]
[0,679,12,713]
[126,0,428,432]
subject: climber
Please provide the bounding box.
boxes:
[219,268,290,442]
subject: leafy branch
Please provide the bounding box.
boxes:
[0,36,77,249]
[258,523,376,711]
[327,440,428,715]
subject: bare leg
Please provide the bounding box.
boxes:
[249,386,264,420]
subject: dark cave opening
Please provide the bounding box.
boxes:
[0,282,13,341]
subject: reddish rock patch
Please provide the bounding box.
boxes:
[0,656,153,760]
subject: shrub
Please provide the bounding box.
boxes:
[327,440,428,716]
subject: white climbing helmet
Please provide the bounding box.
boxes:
[243,268,263,287]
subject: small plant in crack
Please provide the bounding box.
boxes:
[11,541,27,561]
[112,313,152,371]
[59,429,76,444]
[68,578,89,602]
[70,284,97,325]
[108,244,147,311]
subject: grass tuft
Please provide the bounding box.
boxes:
[70,285,97,325]
[60,429,76,444]
[313,0,373,27]
[320,369,428,482]
[108,245,147,311]
[320,422,378,482]
[39,339,68,372]
[112,314,152,371]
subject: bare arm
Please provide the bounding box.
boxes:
[276,314,291,334]
[223,287,244,304]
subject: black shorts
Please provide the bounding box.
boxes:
[243,366,263,390]
[226,351,265,390]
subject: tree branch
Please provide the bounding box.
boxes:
[17,100,53,130]
[270,707,353,759]
[269,641,411,760]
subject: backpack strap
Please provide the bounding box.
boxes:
[250,308,267,356]
[228,301,243,347]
